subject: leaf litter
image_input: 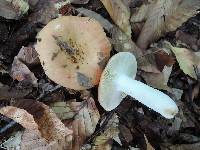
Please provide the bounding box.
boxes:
[0,0,200,149]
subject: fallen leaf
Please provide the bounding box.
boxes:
[0,0,29,19]
[76,7,114,32]
[154,49,175,71]
[164,41,200,79]
[0,131,23,150]
[136,0,200,49]
[17,46,39,65]
[100,0,132,37]
[0,85,32,100]
[171,88,183,101]
[144,135,155,150]
[52,97,100,150]
[161,142,200,150]
[0,106,40,134]
[141,65,172,91]
[92,113,119,150]
[10,57,38,86]
[29,0,70,24]
[176,30,200,51]
[72,0,90,4]
[20,129,72,150]
[12,99,73,148]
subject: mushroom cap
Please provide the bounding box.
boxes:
[35,16,111,90]
[98,52,137,111]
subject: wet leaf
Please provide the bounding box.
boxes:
[136,0,200,49]
[100,0,131,37]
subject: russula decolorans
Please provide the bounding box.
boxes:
[35,16,111,90]
[98,52,178,119]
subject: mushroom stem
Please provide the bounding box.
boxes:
[116,75,178,119]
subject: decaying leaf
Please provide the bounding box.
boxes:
[0,106,40,135]
[136,0,200,50]
[164,41,200,79]
[10,57,38,86]
[100,0,132,37]
[51,97,100,150]
[0,0,29,19]
[92,113,119,150]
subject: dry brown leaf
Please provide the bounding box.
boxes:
[141,65,172,91]
[100,0,132,37]
[0,106,40,135]
[92,113,119,150]
[10,57,38,86]
[12,99,73,145]
[164,41,200,79]
[136,0,200,50]
[52,97,100,150]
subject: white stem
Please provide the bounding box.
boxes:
[116,75,178,119]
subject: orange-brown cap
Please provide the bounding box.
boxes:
[35,16,111,90]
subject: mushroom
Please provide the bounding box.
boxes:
[35,16,111,90]
[98,52,178,119]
